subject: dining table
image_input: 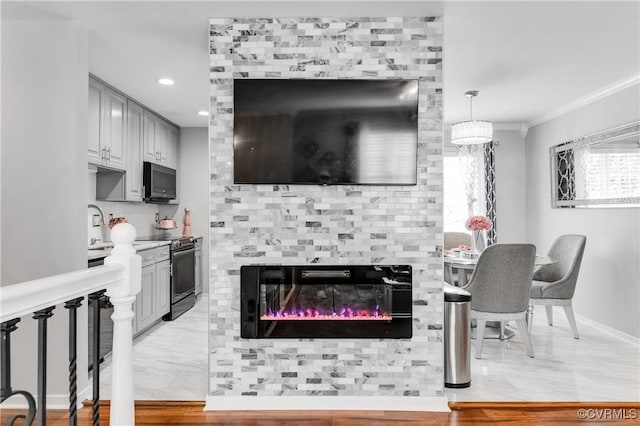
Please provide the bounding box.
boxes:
[443,250,555,340]
[444,251,554,287]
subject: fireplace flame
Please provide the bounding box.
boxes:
[262,305,391,321]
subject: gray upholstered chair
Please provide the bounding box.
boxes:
[461,243,536,359]
[444,232,471,285]
[444,232,471,250]
[527,234,586,339]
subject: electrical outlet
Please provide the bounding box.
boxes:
[92,214,101,227]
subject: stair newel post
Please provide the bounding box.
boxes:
[104,223,141,426]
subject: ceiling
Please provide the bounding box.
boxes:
[3,1,639,128]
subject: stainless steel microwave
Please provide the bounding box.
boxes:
[143,161,176,202]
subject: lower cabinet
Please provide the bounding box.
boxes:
[133,245,171,336]
[154,259,171,318]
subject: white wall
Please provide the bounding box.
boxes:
[177,127,209,295]
[525,84,640,338]
[1,19,90,403]
[494,129,527,242]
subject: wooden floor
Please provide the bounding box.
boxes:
[2,401,639,425]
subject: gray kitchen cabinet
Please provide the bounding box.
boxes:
[88,76,127,170]
[126,100,144,201]
[154,245,171,317]
[143,110,178,169]
[136,263,157,333]
[155,119,168,165]
[165,124,179,169]
[142,109,157,163]
[155,259,171,317]
[88,78,105,165]
[102,88,127,170]
[134,245,171,337]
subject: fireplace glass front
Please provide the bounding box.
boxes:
[241,265,412,338]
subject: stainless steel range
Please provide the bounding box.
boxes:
[137,235,196,320]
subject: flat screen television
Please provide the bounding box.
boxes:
[233,79,418,185]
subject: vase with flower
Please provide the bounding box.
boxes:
[465,215,493,255]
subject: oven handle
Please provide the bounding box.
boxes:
[172,246,195,254]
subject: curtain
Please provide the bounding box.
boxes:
[484,141,497,244]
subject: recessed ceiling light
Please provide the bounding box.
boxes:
[158,78,174,86]
[197,110,209,116]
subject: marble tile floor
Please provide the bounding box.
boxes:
[447,309,640,401]
[97,298,639,402]
[98,295,209,400]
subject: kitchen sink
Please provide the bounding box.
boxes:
[88,242,113,250]
[88,242,154,254]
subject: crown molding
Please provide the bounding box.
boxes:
[519,123,529,138]
[527,73,640,128]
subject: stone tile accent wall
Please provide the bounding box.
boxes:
[209,17,443,398]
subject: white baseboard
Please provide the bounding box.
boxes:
[576,313,640,347]
[204,395,451,412]
[0,384,91,409]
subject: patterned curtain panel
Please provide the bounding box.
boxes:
[484,141,497,244]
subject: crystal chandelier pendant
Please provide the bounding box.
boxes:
[451,90,493,145]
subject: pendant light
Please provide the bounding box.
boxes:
[451,90,493,145]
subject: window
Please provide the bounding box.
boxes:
[443,147,485,232]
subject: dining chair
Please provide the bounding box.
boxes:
[444,232,471,250]
[444,232,471,285]
[527,234,586,339]
[461,243,536,359]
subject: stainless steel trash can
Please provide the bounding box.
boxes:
[444,283,472,388]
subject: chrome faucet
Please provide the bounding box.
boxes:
[88,204,106,225]
[88,204,107,246]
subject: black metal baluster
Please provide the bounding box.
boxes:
[64,298,83,426]
[89,291,105,426]
[33,306,55,426]
[1,318,36,426]
[1,319,19,400]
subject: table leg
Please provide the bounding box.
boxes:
[457,268,468,287]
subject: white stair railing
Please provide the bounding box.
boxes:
[0,223,141,426]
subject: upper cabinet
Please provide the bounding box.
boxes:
[126,100,144,201]
[88,77,127,170]
[166,124,179,170]
[88,80,104,164]
[88,75,180,202]
[143,110,179,169]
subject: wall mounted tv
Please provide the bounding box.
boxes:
[233,79,418,185]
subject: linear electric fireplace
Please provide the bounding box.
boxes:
[240,265,412,338]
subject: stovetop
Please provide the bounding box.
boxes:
[136,234,193,242]
[137,234,197,250]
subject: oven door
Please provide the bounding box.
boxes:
[171,247,195,302]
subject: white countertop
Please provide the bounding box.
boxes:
[87,240,171,261]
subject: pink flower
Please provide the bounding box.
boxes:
[108,217,128,229]
[465,215,493,231]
